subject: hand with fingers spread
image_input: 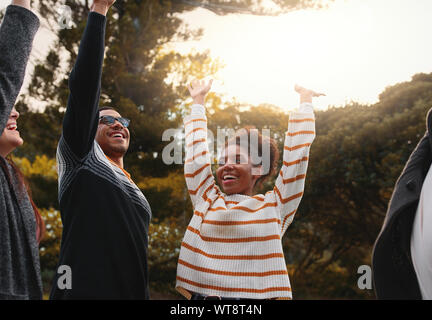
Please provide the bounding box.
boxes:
[91,0,116,16]
[187,79,213,105]
[294,84,326,104]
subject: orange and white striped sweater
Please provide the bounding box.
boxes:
[176,103,315,299]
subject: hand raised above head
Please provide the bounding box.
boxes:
[187,79,213,105]
[11,1,31,10]
[294,84,325,97]
[294,84,325,104]
[91,0,116,16]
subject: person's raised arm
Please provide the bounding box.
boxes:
[11,0,31,10]
[0,0,39,134]
[184,79,218,208]
[61,0,115,159]
[273,85,324,235]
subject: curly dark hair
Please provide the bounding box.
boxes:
[225,126,280,191]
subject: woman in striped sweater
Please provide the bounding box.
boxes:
[176,79,323,300]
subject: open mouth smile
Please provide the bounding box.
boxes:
[222,174,238,184]
[109,131,126,139]
[6,123,18,131]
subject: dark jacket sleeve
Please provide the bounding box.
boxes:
[0,5,39,133]
[372,132,431,299]
[61,12,106,159]
[386,133,431,219]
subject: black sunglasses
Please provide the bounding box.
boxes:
[99,115,130,128]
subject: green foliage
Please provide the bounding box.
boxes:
[10,0,432,299]
[39,208,63,271]
[138,170,193,221]
[12,155,58,208]
[39,208,63,295]
[148,217,186,295]
[282,74,432,299]
[17,72,432,299]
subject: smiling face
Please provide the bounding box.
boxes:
[95,109,130,158]
[0,108,23,157]
[216,144,262,196]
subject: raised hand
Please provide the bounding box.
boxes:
[187,79,213,105]
[91,0,116,16]
[294,84,325,104]
[11,0,31,10]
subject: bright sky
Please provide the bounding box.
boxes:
[174,0,432,110]
[2,0,432,111]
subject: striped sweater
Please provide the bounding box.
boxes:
[176,103,315,300]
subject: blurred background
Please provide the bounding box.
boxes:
[1,0,432,299]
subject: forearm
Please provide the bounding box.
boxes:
[274,106,315,233]
[62,12,106,158]
[298,102,314,113]
[184,104,215,205]
[184,104,211,171]
[300,95,312,104]
[0,4,39,132]
[277,109,315,188]
[192,96,205,105]
[68,12,106,97]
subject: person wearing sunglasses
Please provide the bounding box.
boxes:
[50,0,152,299]
[0,0,43,300]
[95,110,131,168]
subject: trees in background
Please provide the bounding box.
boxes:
[283,73,432,298]
[15,68,432,298]
[4,0,432,298]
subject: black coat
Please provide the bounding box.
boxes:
[372,108,432,299]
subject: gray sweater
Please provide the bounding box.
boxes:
[0,5,42,299]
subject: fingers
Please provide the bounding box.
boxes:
[313,92,326,97]
[295,84,326,97]
[189,79,201,91]
[188,78,213,93]
[91,0,116,15]
[188,79,212,106]
[294,84,303,93]
[207,79,214,91]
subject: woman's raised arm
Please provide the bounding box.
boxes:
[273,85,324,235]
[184,79,219,208]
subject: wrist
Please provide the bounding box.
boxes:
[299,102,314,113]
[299,94,313,104]
[191,104,206,116]
[11,0,31,10]
[91,3,109,16]
[192,97,205,105]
